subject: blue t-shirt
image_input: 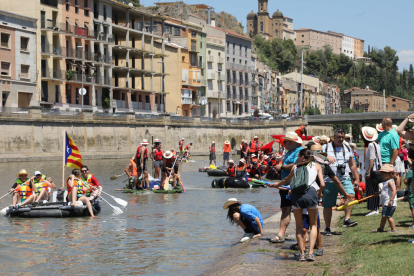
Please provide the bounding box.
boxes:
[377,129,399,163]
[240,204,263,233]
[281,146,303,185]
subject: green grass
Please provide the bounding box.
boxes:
[339,203,414,275]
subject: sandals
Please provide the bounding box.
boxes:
[371,228,387,233]
[306,253,315,261]
[269,234,285,243]
[298,254,306,261]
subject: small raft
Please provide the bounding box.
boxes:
[5,201,100,218]
[211,177,265,189]
[207,169,227,177]
[119,179,183,194]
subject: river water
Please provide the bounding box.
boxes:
[0,156,283,275]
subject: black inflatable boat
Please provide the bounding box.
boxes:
[211,177,265,189]
[5,201,101,218]
[207,169,228,177]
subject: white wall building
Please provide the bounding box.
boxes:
[342,35,354,59]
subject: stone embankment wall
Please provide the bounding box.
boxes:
[0,108,333,162]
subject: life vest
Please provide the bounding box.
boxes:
[34,176,49,195]
[228,166,235,177]
[223,143,231,153]
[179,141,183,150]
[81,173,96,197]
[249,140,258,153]
[154,149,163,161]
[241,143,247,152]
[165,157,175,168]
[251,157,257,163]
[67,177,84,199]
[185,144,190,150]
[15,178,32,200]
[210,145,215,153]
[130,159,137,176]
[236,165,246,178]
[249,165,259,176]
[136,146,148,159]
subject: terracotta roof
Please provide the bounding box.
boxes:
[387,95,413,103]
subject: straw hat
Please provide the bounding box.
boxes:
[320,135,330,142]
[349,143,357,150]
[362,126,378,142]
[311,144,327,157]
[212,141,215,144]
[154,139,160,143]
[17,170,29,177]
[283,132,303,144]
[376,124,384,133]
[181,138,185,140]
[345,133,352,139]
[34,171,42,176]
[228,159,234,163]
[141,139,149,145]
[163,151,173,159]
[254,136,259,139]
[223,198,241,209]
[224,140,230,145]
[312,136,321,144]
[239,159,245,163]
[378,164,394,173]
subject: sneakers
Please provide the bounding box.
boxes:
[343,219,358,227]
[315,248,324,256]
[240,233,254,243]
[366,210,379,216]
[324,227,332,236]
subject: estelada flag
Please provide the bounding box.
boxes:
[65,131,82,169]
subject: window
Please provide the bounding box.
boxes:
[21,37,29,51]
[302,40,304,43]
[392,98,396,102]
[200,41,203,49]
[1,62,11,77]
[392,104,396,108]
[191,31,196,38]
[275,30,278,36]
[174,27,181,36]
[1,33,10,48]
[103,5,107,20]
[20,65,30,79]
[182,56,185,63]
[66,2,70,11]
[302,34,304,37]
[260,23,263,32]
[75,0,79,14]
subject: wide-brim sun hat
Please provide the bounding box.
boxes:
[223,198,240,210]
[239,159,245,163]
[378,164,394,172]
[376,124,384,133]
[362,126,378,142]
[154,139,160,143]
[181,138,184,140]
[212,141,215,144]
[320,135,330,142]
[17,169,29,177]
[163,151,173,159]
[224,140,230,145]
[264,155,269,160]
[345,133,352,139]
[141,139,149,145]
[311,144,327,157]
[283,132,303,144]
[312,136,321,144]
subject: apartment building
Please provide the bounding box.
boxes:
[281,78,298,115]
[386,96,413,112]
[0,11,37,109]
[295,28,342,55]
[342,88,384,112]
[225,31,253,117]
[321,82,340,114]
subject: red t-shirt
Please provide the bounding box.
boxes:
[354,181,366,200]
[89,175,101,187]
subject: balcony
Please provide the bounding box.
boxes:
[181,97,193,105]
[66,25,89,38]
[206,91,224,98]
[207,72,216,80]
[207,56,214,63]
[96,76,112,86]
[41,43,66,57]
[217,57,224,64]
[42,20,65,32]
[66,48,85,59]
[41,69,65,80]
[206,37,225,47]
[40,0,58,8]
[94,54,111,64]
[232,94,239,100]
[67,72,95,84]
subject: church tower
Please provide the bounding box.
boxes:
[258,0,268,13]
[257,0,270,39]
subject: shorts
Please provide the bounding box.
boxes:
[409,197,414,209]
[382,206,396,217]
[209,152,216,161]
[303,213,321,229]
[394,158,405,173]
[291,187,319,209]
[154,160,163,168]
[322,178,354,208]
[279,189,292,208]
[240,215,260,235]
[162,166,178,174]
[223,152,230,160]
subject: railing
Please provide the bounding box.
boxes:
[217,57,224,64]
[207,72,216,80]
[244,80,250,86]
[206,36,225,46]
[66,48,83,59]
[41,43,66,56]
[114,100,127,108]
[207,56,214,62]
[182,97,192,105]
[66,25,89,38]
[94,54,111,63]
[41,69,66,80]
[97,76,111,86]
[232,94,239,100]
[226,76,232,84]
[43,20,65,32]
[206,91,223,98]
[145,103,150,110]
[67,72,95,83]
[226,93,232,99]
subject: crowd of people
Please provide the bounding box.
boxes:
[223,115,414,261]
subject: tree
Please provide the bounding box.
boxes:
[123,0,141,7]
[303,107,321,115]
[408,64,414,92]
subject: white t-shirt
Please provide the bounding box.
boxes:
[322,143,354,182]
[294,162,319,191]
[365,142,382,172]
[380,179,397,207]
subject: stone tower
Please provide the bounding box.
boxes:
[257,0,270,39]
[258,0,268,13]
[247,10,257,38]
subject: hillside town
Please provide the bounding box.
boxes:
[0,0,412,117]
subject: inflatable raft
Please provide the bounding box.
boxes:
[211,177,265,189]
[207,169,227,177]
[199,166,227,172]
[5,201,100,218]
[120,179,183,194]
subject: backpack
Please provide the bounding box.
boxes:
[290,163,311,194]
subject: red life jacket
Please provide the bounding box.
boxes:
[154,149,163,161]
[185,144,190,150]
[249,140,258,153]
[179,141,183,150]
[136,146,148,160]
[249,165,259,175]
[210,145,215,153]
[241,143,247,152]
[228,166,235,177]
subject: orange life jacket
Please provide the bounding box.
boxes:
[66,177,84,198]
[130,159,137,176]
[223,143,231,153]
[249,140,258,153]
[251,157,257,163]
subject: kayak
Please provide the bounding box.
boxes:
[119,180,183,194]
[211,177,265,189]
[207,169,227,177]
[5,201,100,218]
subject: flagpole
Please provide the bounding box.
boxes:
[62,130,65,188]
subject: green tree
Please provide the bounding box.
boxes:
[123,0,141,7]
[303,107,321,115]
[408,64,414,92]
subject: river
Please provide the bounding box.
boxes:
[0,156,283,275]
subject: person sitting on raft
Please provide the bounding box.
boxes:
[248,162,262,180]
[32,171,56,206]
[66,169,95,217]
[250,153,258,164]
[226,159,236,177]
[235,159,247,179]
[125,156,138,189]
[81,166,102,201]
[223,198,264,243]
[9,170,37,209]
[162,151,179,189]
[267,154,281,179]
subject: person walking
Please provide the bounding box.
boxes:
[223,140,231,166]
[209,141,216,166]
[362,126,382,216]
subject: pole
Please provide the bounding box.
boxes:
[62,130,65,188]
[383,89,385,112]
[161,59,164,113]
[218,72,221,118]
[81,49,84,109]
[300,50,303,116]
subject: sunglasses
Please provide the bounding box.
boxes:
[81,170,88,172]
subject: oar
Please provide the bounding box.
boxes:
[110,172,126,180]
[247,178,290,189]
[100,190,128,207]
[0,184,22,201]
[100,196,123,214]
[210,164,217,170]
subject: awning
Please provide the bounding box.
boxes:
[66,18,73,26]
[66,60,77,68]
[84,22,90,30]
[85,62,95,69]
[75,19,80,26]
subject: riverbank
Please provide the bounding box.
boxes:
[203,206,347,275]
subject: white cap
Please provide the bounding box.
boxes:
[34,171,42,176]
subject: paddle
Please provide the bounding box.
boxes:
[110,172,126,181]
[100,196,123,214]
[210,164,217,170]
[337,193,379,211]
[247,178,290,189]
[100,191,128,207]
[164,156,179,190]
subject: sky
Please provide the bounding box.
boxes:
[141,0,414,71]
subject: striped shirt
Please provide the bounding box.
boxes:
[322,142,354,182]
